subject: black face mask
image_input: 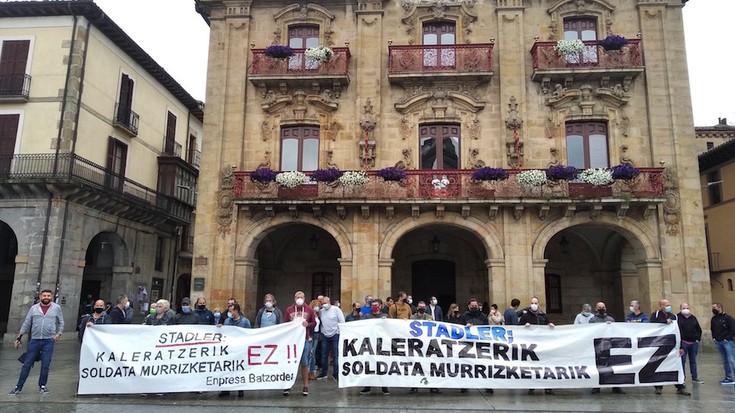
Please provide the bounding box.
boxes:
[469,307,479,312]
[713,309,720,315]
[598,308,606,315]
[93,307,104,314]
[417,308,425,313]
[197,305,206,310]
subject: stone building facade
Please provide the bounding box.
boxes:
[194,0,709,325]
[0,2,202,338]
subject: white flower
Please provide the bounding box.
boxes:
[338,171,369,187]
[554,39,585,55]
[305,46,333,63]
[579,168,613,186]
[432,176,450,189]
[275,171,308,188]
[517,170,547,187]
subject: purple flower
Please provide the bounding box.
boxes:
[264,45,295,59]
[250,168,277,183]
[376,167,408,181]
[610,163,640,181]
[471,167,509,181]
[597,35,629,51]
[311,168,343,182]
[545,165,579,181]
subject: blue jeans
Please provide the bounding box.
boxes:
[714,339,735,381]
[309,334,320,372]
[16,338,55,390]
[681,341,699,380]
[321,334,339,377]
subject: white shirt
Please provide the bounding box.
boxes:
[319,306,345,337]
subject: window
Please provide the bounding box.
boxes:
[281,126,319,171]
[155,237,164,271]
[563,18,597,64]
[0,40,30,97]
[707,171,722,205]
[419,124,460,170]
[105,137,128,191]
[312,272,334,299]
[566,122,608,169]
[115,74,138,134]
[187,134,200,166]
[163,111,177,155]
[706,142,714,151]
[423,21,455,68]
[544,273,562,314]
[0,114,20,173]
[288,25,319,71]
[728,279,733,292]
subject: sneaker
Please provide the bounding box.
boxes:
[8,387,21,395]
[218,391,230,397]
[282,389,290,396]
[316,374,328,380]
[544,389,555,395]
[719,379,735,385]
[381,387,390,395]
[332,374,338,380]
[408,387,418,394]
[655,388,662,395]
[359,387,372,395]
[302,386,309,396]
[612,387,626,394]
[527,389,536,394]
[677,388,691,396]
[39,386,50,395]
[692,379,704,384]
[237,390,244,398]
[591,388,601,394]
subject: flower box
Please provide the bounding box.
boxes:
[278,184,317,199]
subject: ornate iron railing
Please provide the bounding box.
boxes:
[0,73,31,99]
[388,43,493,75]
[113,103,140,136]
[162,138,183,157]
[531,39,643,71]
[232,168,665,201]
[249,47,351,76]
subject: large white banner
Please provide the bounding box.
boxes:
[78,322,305,394]
[338,320,684,389]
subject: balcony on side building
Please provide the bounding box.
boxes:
[248,47,351,91]
[0,73,31,102]
[112,103,140,137]
[388,43,494,84]
[530,39,644,90]
[232,168,665,220]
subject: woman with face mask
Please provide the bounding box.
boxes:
[446,303,462,324]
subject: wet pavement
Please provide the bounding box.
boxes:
[1,339,734,412]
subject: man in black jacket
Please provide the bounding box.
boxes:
[711,302,735,385]
[106,295,131,324]
[174,297,200,325]
[650,298,690,396]
[677,303,703,384]
[517,297,555,395]
[459,298,489,326]
[589,301,624,395]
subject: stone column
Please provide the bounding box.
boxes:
[355,1,385,165]
[377,258,394,303]
[619,269,639,312]
[338,257,354,310]
[234,257,257,316]
[531,258,549,300]
[636,259,663,314]
[111,266,134,303]
[486,258,506,309]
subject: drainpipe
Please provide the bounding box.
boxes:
[38,11,77,302]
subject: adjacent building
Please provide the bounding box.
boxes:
[695,117,735,154]
[0,1,202,338]
[193,0,709,324]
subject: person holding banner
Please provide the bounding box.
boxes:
[145,300,172,325]
[626,300,649,323]
[574,303,594,324]
[518,297,555,395]
[446,303,462,324]
[254,293,282,328]
[174,297,201,325]
[650,298,690,396]
[194,296,216,325]
[284,291,317,396]
[77,299,107,342]
[218,303,250,398]
[459,299,492,394]
[589,301,625,395]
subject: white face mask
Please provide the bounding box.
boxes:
[530,304,539,312]
[264,302,273,309]
[124,301,130,309]
[322,303,330,310]
[629,306,635,313]
[295,298,304,306]
[407,299,413,305]
[431,300,438,305]
[681,309,691,316]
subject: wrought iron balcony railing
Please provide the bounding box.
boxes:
[249,47,351,77]
[388,43,494,80]
[162,138,183,158]
[0,153,192,223]
[113,103,140,136]
[232,168,665,202]
[0,73,31,100]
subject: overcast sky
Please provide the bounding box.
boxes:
[87,0,733,126]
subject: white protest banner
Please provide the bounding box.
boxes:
[78,322,304,394]
[338,319,684,389]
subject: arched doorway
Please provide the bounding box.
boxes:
[175,273,191,310]
[256,224,341,308]
[0,220,18,334]
[544,224,642,322]
[392,224,488,312]
[81,232,127,317]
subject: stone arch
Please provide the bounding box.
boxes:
[379,212,503,261]
[236,214,353,260]
[532,212,659,263]
[547,0,616,40]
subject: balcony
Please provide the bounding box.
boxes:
[162,138,183,158]
[248,47,351,91]
[113,103,140,137]
[388,43,494,84]
[0,73,31,101]
[0,153,193,226]
[530,40,644,88]
[232,168,665,219]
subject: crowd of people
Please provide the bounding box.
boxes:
[8,288,735,399]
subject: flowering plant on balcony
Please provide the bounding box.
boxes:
[471,167,509,181]
[275,171,309,188]
[517,170,547,187]
[610,163,641,181]
[264,45,295,59]
[545,165,579,181]
[311,168,344,183]
[250,167,278,184]
[579,168,614,186]
[376,166,408,182]
[305,46,333,63]
[338,171,369,187]
[554,39,585,55]
[597,35,629,51]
